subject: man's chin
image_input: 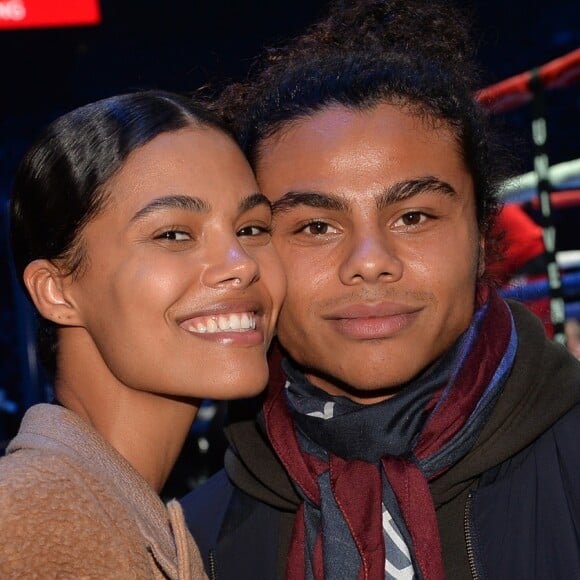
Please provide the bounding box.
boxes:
[302,367,415,405]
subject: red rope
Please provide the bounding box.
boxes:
[523,189,580,211]
[477,49,580,113]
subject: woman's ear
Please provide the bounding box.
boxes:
[23,260,83,326]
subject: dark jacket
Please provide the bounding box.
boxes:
[182,302,580,579]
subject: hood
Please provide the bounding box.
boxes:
[431,299,580,504]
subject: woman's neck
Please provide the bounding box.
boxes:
[55,329,200,493]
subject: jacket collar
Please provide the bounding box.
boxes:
[7,404,182,578]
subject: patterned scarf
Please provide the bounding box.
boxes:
[262,287,517,580]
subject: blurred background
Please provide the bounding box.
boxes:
[1,0,579,497]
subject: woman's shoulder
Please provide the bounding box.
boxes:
[0,448,152,578]
[0,446,75,501]
[0,446,140,529]
[0,445,111,503]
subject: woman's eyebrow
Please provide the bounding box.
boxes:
[239,192,271,213]
[131,194,210,221]
[271,191,348,215]
[376,176,457,210]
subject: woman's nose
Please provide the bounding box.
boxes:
[200,237,260,289]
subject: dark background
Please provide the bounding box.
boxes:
[1,0,579,493]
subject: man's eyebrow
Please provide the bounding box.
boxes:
[271,192,348,215]
[377,176,457,210]
[239,192,271,213]
[131,194,210,222]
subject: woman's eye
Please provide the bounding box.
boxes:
[237,225,271,237]
[301,221,337,235]
[155,230,191,241]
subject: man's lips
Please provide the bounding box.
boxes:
[326,301,422,319]
[325,302,423,340]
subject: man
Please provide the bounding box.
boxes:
[182,1,580,578]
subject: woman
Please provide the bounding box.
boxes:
[0,90,285,578]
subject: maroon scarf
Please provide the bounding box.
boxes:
[263,288,516,579]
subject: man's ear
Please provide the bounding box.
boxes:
[23,259,83,326]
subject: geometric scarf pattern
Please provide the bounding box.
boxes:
[263,287,517,579]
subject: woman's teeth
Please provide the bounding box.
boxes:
[181,312,256,334]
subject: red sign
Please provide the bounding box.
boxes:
[0,0,101,29]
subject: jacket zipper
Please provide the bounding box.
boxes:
[464,492,479,580]
[208,549,217,580]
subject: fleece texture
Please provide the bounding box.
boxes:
[0,404,207,579]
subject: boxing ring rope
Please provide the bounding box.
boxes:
[502,271,580,302]
[477,48,580,342]
[523,189,580,211]
[477,48,580,114]
[556,250,580,270]
[500,159,580,203]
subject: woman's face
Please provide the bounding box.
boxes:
[65,126,285,400]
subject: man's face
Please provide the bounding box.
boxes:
[256,103,483,402]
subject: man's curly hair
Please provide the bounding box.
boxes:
[214,0,513,261]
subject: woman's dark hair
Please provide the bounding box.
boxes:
[217,0,509,260]
[10,89,232,377]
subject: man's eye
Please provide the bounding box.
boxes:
[301,221,337,235]
[155,230,191,241]
[395,212,427,227]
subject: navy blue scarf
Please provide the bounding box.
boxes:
[263,288,518,579]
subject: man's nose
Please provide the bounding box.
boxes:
[338,227,403,285]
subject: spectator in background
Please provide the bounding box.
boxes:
[487,203,546,286]
[488,203,553,335]
[489,202,580,358]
